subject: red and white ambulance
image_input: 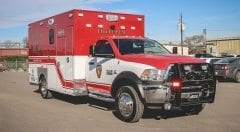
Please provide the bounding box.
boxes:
[28,9,216,122]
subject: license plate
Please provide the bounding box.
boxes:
[190,94,199,99]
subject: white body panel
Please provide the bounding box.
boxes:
[28,56,89,95]
[29,54,153,96]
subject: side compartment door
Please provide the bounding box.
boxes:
[86,40,118,95]
[64,26,74,89]
[56,26,73,93]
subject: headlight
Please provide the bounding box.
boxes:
[140,69,166,81]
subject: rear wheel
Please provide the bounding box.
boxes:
[235,71,240,83]
[39,77,52,99]
[115,86,144,122]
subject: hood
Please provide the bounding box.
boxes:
[119,54,205,69]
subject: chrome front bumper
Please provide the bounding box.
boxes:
[142,85,171,104]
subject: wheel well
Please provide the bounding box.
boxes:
[112,78,145,102]
[39,74,45,82]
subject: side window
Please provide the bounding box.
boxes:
[49,29,54,44]
[94,40,114,57]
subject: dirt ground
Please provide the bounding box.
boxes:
[0,72,240,132]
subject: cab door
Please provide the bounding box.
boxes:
[86,40,118,95]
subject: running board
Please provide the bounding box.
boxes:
[88,93,115,103]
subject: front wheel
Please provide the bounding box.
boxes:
[115,86,144,122]
[39,77,53,99]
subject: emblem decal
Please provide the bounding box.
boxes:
[48,18,55,25]
[96,65,102,78]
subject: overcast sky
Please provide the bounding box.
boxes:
[0,0,240,43]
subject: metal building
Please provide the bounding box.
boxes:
[163,44,189,55]
[206,37,240,57]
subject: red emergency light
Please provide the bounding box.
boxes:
[170,79,182,92]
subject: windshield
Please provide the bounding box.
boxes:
[113,39,170,55]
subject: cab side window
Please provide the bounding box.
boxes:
[94,40,114,57]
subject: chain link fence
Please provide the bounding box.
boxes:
[0,60,28,72]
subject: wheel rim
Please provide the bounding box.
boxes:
[118,93,134,117]
[40,82,47,97]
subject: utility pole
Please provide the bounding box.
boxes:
[203,28,207,53]
[180,13,184,55]
[178,13,186,55]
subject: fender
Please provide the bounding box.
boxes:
[111,71,145,101]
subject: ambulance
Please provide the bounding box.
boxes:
[28,9,216,122]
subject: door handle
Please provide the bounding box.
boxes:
[88,62,94,65]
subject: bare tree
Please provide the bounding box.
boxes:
[22,37,28,48]
[4,40,14,48]
[184,35,205,46]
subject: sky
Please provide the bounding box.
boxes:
[0,0,240,44]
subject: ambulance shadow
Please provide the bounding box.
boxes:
[87,98,115,111]
[141,108,188,120]
[112,108,188,121]
[34,89,189,120]
[33,89,89,104]
[34,89,115,110]
[53,93,115,110]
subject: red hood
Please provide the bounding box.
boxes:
[119,54,205,69]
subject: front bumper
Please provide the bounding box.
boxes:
[142,84,171,104]
[142,82,215,107]
[141,63,216,109]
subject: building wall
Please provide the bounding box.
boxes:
[207,38,240,57]
[163,45,189,55]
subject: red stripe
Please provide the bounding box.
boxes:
[86,82,111,93]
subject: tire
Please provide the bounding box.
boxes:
[115,86,144,123]
[39,76,53,99]
[235,71,240,83]
[183,104,206,115]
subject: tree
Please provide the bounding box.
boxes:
[4,40,14,48]
[22,37,28,48]
[184,35,205,46]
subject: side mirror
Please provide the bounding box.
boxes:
[89,45,95,56]
[172,47,178,54]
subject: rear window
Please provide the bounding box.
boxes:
[215,57,238,63]
[210,59,221,64]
